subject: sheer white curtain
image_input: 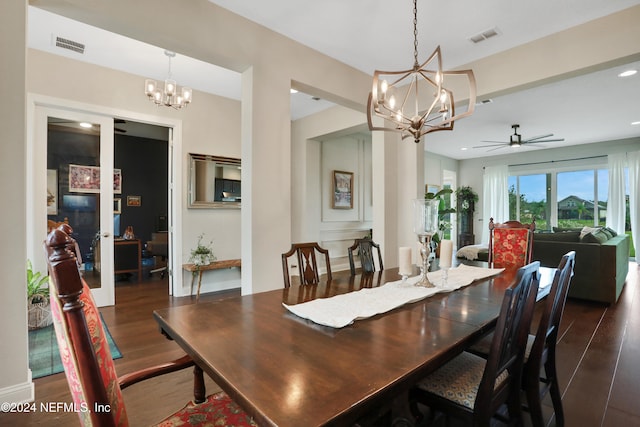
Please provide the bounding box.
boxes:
[628,151,639,264]
[607,152,627,234]
[481,165,509,244]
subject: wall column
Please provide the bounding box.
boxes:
[0,0,33,403]
[241,65,292,294]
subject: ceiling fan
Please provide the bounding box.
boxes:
[473,124,564,151]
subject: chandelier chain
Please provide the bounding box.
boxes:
[413,0,419,67]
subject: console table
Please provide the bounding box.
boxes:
[183,259,241,301]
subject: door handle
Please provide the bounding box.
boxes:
[101,231,111,238]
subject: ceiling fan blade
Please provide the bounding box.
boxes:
[523,138,564,144]
[523,133,553,142]
[115,127,127,133]
[480,140,509,144]
[486,145,508,152]
[473,143,508,148]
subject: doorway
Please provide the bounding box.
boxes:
[29,97,182,305]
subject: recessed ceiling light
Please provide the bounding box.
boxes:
[632,121,640,126]
[79,122,93,128]
[618,69,637,77]
[290,88,298,94]
[460,147,468,151]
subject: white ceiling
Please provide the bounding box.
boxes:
[28,2,640,159]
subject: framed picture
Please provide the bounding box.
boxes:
[426,184,440,195]
[113,198,121,214]
[69,164,122,193]
[127,195,141,207]
[47,169,58,215]
[332,170,353,209]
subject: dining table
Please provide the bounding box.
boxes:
[153,262,555,426]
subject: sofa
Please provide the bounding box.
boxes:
[532,227,630,304]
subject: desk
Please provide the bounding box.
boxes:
[94,238,142,281]
[183,259,241,301]
[154,265,554,426]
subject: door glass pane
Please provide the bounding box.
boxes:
[509,174,548,229]
[48,117,102,290]
[557,170,595,227]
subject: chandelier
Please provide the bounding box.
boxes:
[367,0,476,143]
[144,50,193,109]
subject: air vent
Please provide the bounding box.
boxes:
[468,27,501,44]
[54,36,85,54]
[476,99,494,106]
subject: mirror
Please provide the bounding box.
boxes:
[188,153,241,208]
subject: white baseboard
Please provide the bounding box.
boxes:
[0,371,34,404]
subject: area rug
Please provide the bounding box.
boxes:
[29,313,122,379]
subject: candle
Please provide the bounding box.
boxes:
[399,247,412,276]
[439,240,453,268]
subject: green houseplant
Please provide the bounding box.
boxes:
[425,188,456,244]
[27,259,52,330]
[456,186,479,213]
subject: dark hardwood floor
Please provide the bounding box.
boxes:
[2,263,639,426]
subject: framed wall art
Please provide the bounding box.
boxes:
[332,170,353,209]
[127,195,141,207]
[47,169,58,215]
[113,198,121,214]
[69,164,122,193]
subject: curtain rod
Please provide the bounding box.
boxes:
[507,154,607,168]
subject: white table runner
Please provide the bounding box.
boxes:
[283,264,505,328]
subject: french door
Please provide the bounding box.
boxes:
[37,106,115,306]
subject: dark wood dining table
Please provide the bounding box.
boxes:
[153,263,554,426]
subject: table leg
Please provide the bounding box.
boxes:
[196,271,204,302]
[190,273,196,297]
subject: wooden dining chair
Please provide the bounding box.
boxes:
[44,226,257,427]
[410,261,540,426]
[488,217,536,268]
[281,242,332,288]
[347,237,384,275]
[469,251,576,426]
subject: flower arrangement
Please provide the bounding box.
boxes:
[189,233,216,267]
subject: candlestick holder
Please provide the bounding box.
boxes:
[413,198,440,288]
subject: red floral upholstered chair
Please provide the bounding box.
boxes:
[45,226,257,427]
[488,217,536,268]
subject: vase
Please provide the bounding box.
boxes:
[193,254,211,267]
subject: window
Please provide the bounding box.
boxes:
[508,174,549,230]
[509,166,611,231]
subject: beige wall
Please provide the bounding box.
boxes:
[0,0,32,404]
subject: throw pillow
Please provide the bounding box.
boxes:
[604,226,618,237]
[552,226,583,233]
[579,226,601,239]
[581,229,609,244]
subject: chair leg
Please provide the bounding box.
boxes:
[545,360,564,427]
[193,364,206,403]
[525,379,544,427]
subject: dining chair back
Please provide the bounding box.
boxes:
[523,251,575,427]
[347,238,384,275]
[410,261,540,426]
[281,242,332,288]
[488,217,536,268]
[44,226,256,427]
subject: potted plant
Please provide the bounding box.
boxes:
[425,188,456,246]
[189,233,216,267]
[27,260,52,330]
[456,186,479,213]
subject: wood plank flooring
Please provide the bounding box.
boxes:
[2,263,639,426]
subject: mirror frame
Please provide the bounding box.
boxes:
[188,153,241,209]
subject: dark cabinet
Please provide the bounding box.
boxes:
[457,199,474,248]
[214,179,241,201]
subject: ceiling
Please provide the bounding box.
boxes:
[28,2,640,159]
